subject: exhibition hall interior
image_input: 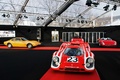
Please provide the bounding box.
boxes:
[0,0,120,80]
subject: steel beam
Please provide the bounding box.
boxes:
[41,0,79,27]
[13,0,29,27]
[62,6,94,28]
[80,8,113,28]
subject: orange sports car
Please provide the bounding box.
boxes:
[4,37,41,48]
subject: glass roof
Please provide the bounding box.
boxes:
[0,0,120,28]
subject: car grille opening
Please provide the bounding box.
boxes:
[65,68,85,72]
[65,68,79,72]
[59,68,85,72]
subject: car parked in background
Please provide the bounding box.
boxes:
[51,38,95,72]
[4,37,41,48]
[98,37,117,47]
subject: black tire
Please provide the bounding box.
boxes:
[7,43,12,48]
[99,43,101,46]
[27,43,33,49]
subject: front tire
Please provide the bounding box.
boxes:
[27,43,33,49]
[7,43,12,48]
[99,43,101,47]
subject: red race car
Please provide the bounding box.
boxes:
[51,38,95,72]
[98,37,117,47]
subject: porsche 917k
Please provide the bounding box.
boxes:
[51,38,95,72]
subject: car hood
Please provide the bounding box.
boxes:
[61,55,84,64]
[59,55,84,68]
[103,40,116,43]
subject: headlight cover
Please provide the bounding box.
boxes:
[86,63,90,67]
[86,57,94,68]
[88,58,94,63]
[52,56,59,67]
[53,56,59,62]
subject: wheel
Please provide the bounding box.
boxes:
[27,43,33,49]
[99,43,101,46]
[7,43,12,48]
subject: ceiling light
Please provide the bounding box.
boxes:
[86,0,92,6]
[112,4,117,11]
[103,4,110,11]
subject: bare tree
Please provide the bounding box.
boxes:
[38,0,61,14]
[8,0,16,19]
[0,4,8,10]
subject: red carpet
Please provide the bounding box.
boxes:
[91,48,120,51]
[40,68,100,80]
[0,45,120,51]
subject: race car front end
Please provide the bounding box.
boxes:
[51,55,95,72]
[51,56,60,70]
[51,38,95,73]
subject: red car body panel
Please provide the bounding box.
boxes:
[51,38,95,72]
[98,37,117,47]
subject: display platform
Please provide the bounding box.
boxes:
[40,68,100,80]
[0,45,120,51]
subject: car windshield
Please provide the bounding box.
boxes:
[107,37,112,40]
[21,37,28,41]
[15,38,21,41]
[101,38,105,40]
[101,37,112,40]
[64,48,83,56]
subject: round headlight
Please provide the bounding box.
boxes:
[55,62,59,65]
[53,56,58,62]
[88,58,94,63]
[86,63,90,67]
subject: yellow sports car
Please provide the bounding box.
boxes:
[4,37,41,48]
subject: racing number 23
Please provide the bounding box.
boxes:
[67,56,78,62]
